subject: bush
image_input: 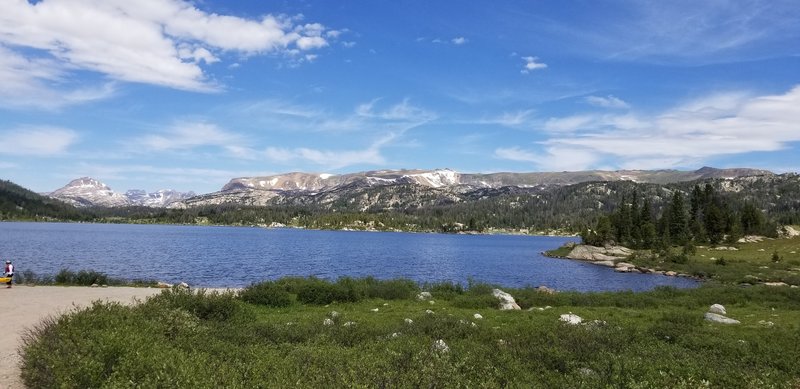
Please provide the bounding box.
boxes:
[148,288,243,321]
[363,278,418,300]
[714,257,727,266]
[424,281,465,300]
[297,280,354,305]
[55,268,108,286]
[240,282,294,307]
[772,251,782,263]
[669,253,689,264]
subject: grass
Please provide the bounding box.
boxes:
[20,277,800,388]
[625,236,800,285]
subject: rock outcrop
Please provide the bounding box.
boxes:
[566,245,633,261]
[492,289,521,310]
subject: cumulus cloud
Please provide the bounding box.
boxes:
[0,0,336,93]
[0,127,79,156]
[452,37,468,45]
[585,95,629,109]
[521,56,547,73]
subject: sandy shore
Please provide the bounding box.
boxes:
[0,285,164,389]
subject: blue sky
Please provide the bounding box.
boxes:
[0,0,799,194]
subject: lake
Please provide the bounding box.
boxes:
[0,222,697,291]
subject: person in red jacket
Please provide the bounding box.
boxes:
[4,260,13,288]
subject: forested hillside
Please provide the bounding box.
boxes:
[2,174,798,233]
[0,180,87,221]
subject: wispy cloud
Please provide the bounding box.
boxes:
[499,85,800,170]
[0,0,338,93]
[0,126,79,156]
[451,37,468,45]
[133,122,244,152]
[521,56,547,74]
[585,95,629,109]
[545,1,800,63]
[265,133,396,169]
[0,45,117,110]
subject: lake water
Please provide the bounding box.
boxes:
[0,222,697,291]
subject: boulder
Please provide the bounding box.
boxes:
[559,313,583,325]
[323,318,334,326]
[404,318,414,324]
[432,339,450,353]
[416,291,433,301]
[329,311,340,318]
[567,245,633,261]
[536,285,557,294]
[592,260,616,267]
[665,271,677,277]
[90,283,99,288]
[492,289,521,310]
[157,281,173,288]
[370,308,379,312]
[708,304,726,315]
[764,282,789,287]
[343,321,356,327]
[425,309,435,315]
[704,312,740,324]
[178,282,190,290]
[473,313,483,320]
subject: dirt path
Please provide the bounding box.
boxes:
[0,286,163,389]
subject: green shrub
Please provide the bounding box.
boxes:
[297,280,354,305]
[148,288,243,321]
[364,278,418,300]
[424,281,464,300]
[240,282,294,307]
[54,268,108,285]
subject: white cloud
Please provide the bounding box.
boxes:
[0,45,116,110]
[544,115,595,132]
[356,98,437,122]
[544,85,800,167]
[493,147,539,163]
[0,127,79,156]
[585,95,629,109]
[452,37,468,45]
[493,145,598,171]
[521,56,547,73]
[134,122,243,151]
[472,110,534,127]
[0,0,336,93]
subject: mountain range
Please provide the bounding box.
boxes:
[47,177,195,208]
[45,167,773,209]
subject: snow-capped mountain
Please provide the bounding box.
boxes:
[173,167,773,209]
[48,177,195,208]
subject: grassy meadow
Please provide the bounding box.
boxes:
[614,232,800,286]
[20,268,800,388]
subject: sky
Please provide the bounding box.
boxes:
[1,0,799,194]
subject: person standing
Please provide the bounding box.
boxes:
[4,260,13,288]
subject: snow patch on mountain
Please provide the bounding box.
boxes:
[49,177,194,208]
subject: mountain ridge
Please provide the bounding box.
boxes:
[44,167,774,209]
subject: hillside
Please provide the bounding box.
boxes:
[0,180,85,221]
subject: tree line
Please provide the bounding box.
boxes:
[581,183,778,250]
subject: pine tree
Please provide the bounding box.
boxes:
[668,191,689,246]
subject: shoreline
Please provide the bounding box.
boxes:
[0,219,579,238]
